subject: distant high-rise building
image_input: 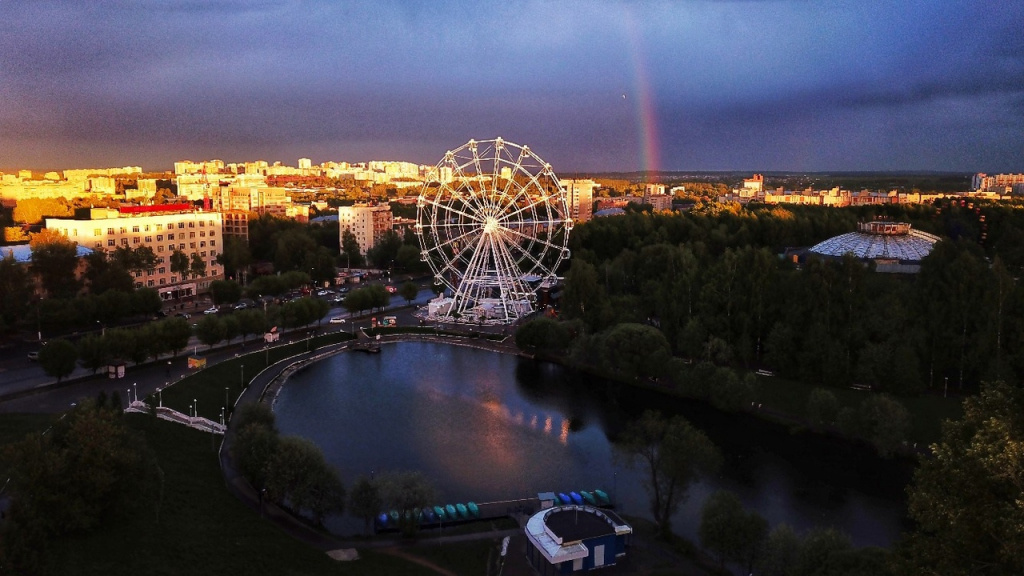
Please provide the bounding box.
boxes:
[338,204,393,258]
[298,158,312,170]
[973,173,1024,192]
[562,179,596,223]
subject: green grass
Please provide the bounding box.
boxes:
[41,414,456,576]
[413,537,502,576]
[160,331,355,420]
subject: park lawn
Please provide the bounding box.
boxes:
[751,375,963,444]
[159,330,354,421]
[42,414,442,576]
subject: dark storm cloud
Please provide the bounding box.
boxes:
[0,0,1021,172]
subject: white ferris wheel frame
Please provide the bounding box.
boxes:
[415,137,573,324]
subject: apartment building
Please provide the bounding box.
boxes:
[45,204,224,299]
[338,204,393,256]
[562,179,596,223]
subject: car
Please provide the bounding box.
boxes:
[317,289,335,297]
[175,312,191,319]
[26,351,39,361]
[385,285,397,293]
[329,316,346,324]
[234,302,249,310]
[203,306,219,315]
[330,295,345,304]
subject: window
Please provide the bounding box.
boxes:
[178,223,184,229]
[147,280,154,287]
[200,231,206,237]
[145,225,151,232]
[179,243,185,250]
[210,240,216,246]
[133,237,140,244]
[107,228,114,235]
[189,232,195,238]
[120,238,128,246]
[145,236,151,242]
[171,276,177,283]
[132,226,140,233]
[146,270,152,276]
[158,246,164,252]
[201,251,207,257]
[95,242,102,248]
[167,233,174,240]
[209,231,216,237]
[159,278,166,285]
[200,241,206,247]
[107,239,115,246]
[135,271,142,278]
[200,220,205,227]
[157,235,163,241]
[156,224,163,231]
[94,228,101,236]
[188,222,195,228]
[120,227,127,234]
[189,242,196,249]
[158,267,165,274]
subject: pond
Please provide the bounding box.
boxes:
[272,341,909,546]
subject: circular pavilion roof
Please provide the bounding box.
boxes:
[809,221,940,263]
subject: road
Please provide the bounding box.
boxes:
[0,277,438,413]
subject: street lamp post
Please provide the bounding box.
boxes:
[133,382,137,404]
[126,389,130,408]
[194,398,198,420]
[158,386,163,408]
[225,386,230,410]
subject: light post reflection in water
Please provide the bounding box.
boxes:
[273,341,909,545]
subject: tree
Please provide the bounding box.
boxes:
[376,470,437,536]
[76,334,109,374]
[157,317,192,357]
[806,388,840,430]
[349,476,383,534]
[209,279,243,305]
[857,394,911,457]
[757,524,802,576]
[30,229,82,298]
[794,527,853,576]
[38,338,77,382]
[599,323,672,380]
[0,251,32,329]
[195,315,225,350]
[895,381,1024,575]
[515,317,572,352]
[232,422,280,494]
[366,230,403,268]
[189,252,207,279]
[398,281,418,305]
[340,228,363,269]
[215,236,253,281]
[618,410,722,539]
[1,401,160,572]
[699,490,768,572]
[169,249,189,280]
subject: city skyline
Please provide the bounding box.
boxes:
[2,1,1022,174]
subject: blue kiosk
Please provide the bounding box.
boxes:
[525,505,632,574]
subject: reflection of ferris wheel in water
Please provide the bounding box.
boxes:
[416,138,572,324]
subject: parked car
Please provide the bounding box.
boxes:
[329,316,346,324]
[234,302,249,310]
[27,351,39,361]
[175,312,191,319]
[203,306,219,315]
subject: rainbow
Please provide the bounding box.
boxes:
[624,7,660,180]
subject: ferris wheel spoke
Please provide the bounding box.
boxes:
[422,194,485,225]
[497,192,563,224]
[502,225,566,263]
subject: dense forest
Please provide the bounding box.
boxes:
[557,198,1024,396]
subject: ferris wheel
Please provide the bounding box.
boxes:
[416,138,572,324]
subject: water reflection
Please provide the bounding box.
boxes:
[273,341,907,545]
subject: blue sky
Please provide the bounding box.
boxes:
[1,0,1021,173]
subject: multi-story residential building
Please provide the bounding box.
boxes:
[45,205,223,300]
[973,173,1024,192]
[338,204,393,257]
[561,179,596,223]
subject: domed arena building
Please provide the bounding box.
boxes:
[809,221,941,273]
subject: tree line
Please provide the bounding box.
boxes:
[556,199,1024,395]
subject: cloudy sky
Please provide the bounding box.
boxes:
[1,0,1021,174]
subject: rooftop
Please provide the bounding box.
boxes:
[809,221,940,263]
